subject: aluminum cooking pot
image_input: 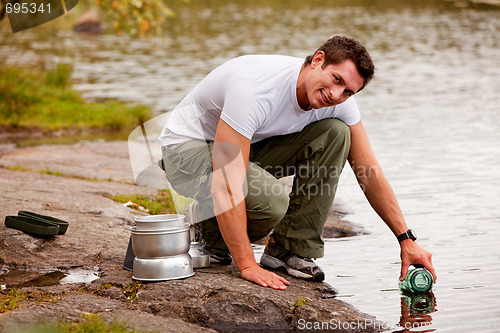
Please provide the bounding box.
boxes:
[131,226,190,258]
[134,214,188,231]
[132,254,194,281]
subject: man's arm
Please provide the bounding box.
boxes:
[347,121,437,281]
[211,119,290,290]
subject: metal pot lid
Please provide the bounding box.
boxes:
[134,214,186,223]
[130,226,190,234]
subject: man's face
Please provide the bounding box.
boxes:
[304,52,364,109]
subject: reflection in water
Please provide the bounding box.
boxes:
[399,291,437,332]
[0,265,101,288]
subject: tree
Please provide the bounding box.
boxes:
[0,0,13,21]
[92,0,175,37]
[0,0,175,37]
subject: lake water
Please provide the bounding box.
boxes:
[1,0,500,331]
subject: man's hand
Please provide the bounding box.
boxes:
[240,264,290,290]
[399,240,437,282]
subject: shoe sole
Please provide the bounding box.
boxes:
[260,253,314,280]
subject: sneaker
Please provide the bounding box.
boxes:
[203,230,233,265]
[207,250,233,265]
[260,236,325,282]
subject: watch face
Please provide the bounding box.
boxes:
[408,229,417,240]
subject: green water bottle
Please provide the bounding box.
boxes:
[399,266,434,293]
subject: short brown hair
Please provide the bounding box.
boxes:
[305,36,375,91]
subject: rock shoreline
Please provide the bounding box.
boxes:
[0,140,381,332]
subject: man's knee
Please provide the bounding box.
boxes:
[247,188,289,240]
[266,186,289,223]
[246,181,289,227]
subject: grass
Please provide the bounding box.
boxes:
[5,165,30,172]
[107,190,182,215]
[5,165,117,182]
[295,295,309,308]
[0,288,28,313]
[1,289,145,332]
[0,288,60,313]
[58,314,143,333]
[94,282,143,303]
[39,168,63,177]
[13,314,144,333]
[121,282,142,303]
[293,295,309,314]
[0,64,152,132]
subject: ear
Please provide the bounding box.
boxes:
[311,51,325,69]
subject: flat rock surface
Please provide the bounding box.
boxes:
[0,141,379,332]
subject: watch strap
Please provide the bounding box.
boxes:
[397,229,416,243]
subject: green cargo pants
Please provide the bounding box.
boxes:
[161,118,351,258]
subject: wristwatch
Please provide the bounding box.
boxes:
[397,229,417,243]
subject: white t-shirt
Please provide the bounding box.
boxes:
[159,55,361,145]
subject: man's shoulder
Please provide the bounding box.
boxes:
[216,55,302,91]
[220,55,303,74]
[229,54,302,64]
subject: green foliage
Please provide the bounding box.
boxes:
[0,0,175,38]
[122,282,142,303]
[0,288,59,314]
[39,168,63,176]
[115,282,142,303]
[107,190,178,215]
[294,295,309,308]
[15,314,143,333]
[62,314,142,332]
[94,0,176,37]
[7,164,109,182]
[0,288,28,313]
[95,282,142,303]
[0,64,152,131]
[6,165,30,171]
[45,64,72,88]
